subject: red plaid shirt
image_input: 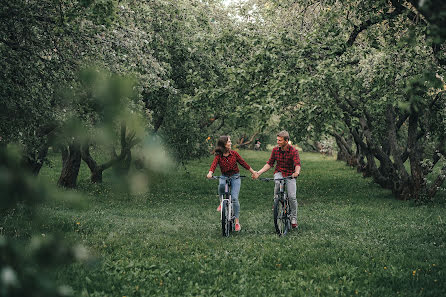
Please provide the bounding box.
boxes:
[209,150,251,176]
[267,144,301,176]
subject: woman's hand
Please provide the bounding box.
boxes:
[206,171,213,179]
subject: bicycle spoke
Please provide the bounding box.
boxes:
[273,195,291,236]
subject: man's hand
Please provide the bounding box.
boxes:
[206,172,213,179]
[292,171,299,178]
[252,171,260,179]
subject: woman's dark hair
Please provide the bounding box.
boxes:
[215,135,230,155]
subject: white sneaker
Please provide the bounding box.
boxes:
[291,218,298,228]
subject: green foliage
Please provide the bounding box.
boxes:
[0,0,166,173]
[0,147,45,212]
[138,0,281,159]
[69,68,142,135]
[237,0,446,199]
[0,147,88,297]
[4,1,445,295]
[2,0,444,198]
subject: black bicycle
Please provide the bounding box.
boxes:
[210,175,245,237]
[260,176,295,236]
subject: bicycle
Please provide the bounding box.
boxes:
[210,175,245,237]
[259,176,295,236]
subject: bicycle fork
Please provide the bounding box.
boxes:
[220,183,232,222]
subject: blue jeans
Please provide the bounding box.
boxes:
[219,174,241,219]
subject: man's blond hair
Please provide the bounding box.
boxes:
[277,130,290,141]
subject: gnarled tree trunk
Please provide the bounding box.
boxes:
[58,142,81,188]
[23,143,49,175]
[22,123,57,175]
[81,122,138,183]
[333,132,357,165]
[81,144,103,183]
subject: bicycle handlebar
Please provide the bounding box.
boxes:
[259,176,296,182]
[210,175,247,180]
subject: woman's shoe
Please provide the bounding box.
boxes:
[291,218,298,228]
[216,204,221,212]
[235,223,241,231]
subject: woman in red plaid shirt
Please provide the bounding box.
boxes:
[253,130,301,228]
[207,135,256,232]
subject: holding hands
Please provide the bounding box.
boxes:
[248,167,259,180]
[251,171,260,179]
[251,169,299,179]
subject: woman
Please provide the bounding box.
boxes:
[207,135,256,232]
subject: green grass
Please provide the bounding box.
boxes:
[36,150,446,296]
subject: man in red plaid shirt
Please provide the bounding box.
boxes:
[253,130,301,228]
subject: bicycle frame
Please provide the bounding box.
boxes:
[220,180,232,222]
[211,175,245,236]
[260,176,295,236]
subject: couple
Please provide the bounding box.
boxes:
[206,130,301,232]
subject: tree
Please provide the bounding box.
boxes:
[233,0,445,200]
[0,0,166,177]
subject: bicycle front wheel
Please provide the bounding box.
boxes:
[273,195,290,236]
[221,200,230,237]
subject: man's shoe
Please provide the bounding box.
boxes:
[291,218,298,228]
[235,223,241,231]
[216,204,221,212]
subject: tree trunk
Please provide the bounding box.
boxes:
[349,118,395,189]
[22,123,56,175]
[355,145,364,171]
[349,128,367,173]
[58,142,81,188]
[428,164,446,198]
[235,133,258,149]
[91,169,103,183]
[334,137,348,162]
[333,132,357,165]
[113,150,131,175]
[23,143,49,175]
[82,122,137,183]
[81,143,103,183]
[407,112,425,200]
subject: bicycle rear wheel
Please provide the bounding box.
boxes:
[273,195,290,236]
[221,200,230,237]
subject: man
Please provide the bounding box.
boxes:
[253,130,301,228]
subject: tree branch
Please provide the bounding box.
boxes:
[332,2,406,56]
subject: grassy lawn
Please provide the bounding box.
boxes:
[37,150,446,296]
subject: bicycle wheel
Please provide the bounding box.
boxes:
[221,200,230,237]
[273,195,290,236]
[229,202,234,232]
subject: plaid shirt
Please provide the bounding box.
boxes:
[267,144,301,176]
[209,150,251,176]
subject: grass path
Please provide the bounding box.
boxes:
[39,151,446,296]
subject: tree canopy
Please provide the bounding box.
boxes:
[1,0,446,295]
[1,0,445,199]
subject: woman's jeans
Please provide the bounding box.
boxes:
[219,174,241,219]
[274,172,298,220]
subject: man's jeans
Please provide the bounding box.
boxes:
[274,172,297,220]
[219,174,241,219]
